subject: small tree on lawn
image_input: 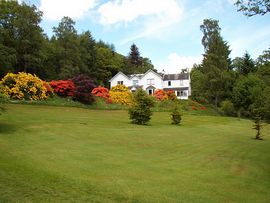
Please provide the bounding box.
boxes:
[171,102,182,125]
[129,88,154,125]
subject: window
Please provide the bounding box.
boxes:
[168,81,171,86]
[176,91,180,97]
[180,90,188,97]
[147,78,155,85]
[133,80,139,86]
[148,89,153,95]
[180,80,184,86]
[117,81,123,85]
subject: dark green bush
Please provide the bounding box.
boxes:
[129,89,154,125]
[171,104,182,125]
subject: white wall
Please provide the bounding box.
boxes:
[110,73,130,88]
[163,79,189,88]
[140,71,163,90]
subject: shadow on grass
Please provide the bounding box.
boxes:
[0,123,17,134]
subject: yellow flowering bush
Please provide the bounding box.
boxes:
[109,84,133,106]
[0,72,48,100]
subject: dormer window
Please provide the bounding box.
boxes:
[168,81,171,86]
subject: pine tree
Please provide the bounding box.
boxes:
[200,19,231,108]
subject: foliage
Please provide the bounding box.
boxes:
[91,86,111,103]
[50,80,75,97]
[200,18,232,108]
[166,90,177,100]
[129,88,154,125]
[220,100,236,116]
[72,74,96,105]
[171,103,182,125]
[153,89,177,101]
[0,72,48,100]
[235,0,270,16]
[0,93,9,114]
[232,74,265,118]
[153,89,167,101]
[0,0,44,77]
[232,52,256,76]
[109,85,133,106]
[252,114,263,140]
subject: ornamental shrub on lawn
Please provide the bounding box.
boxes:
[91,86,111,103]
[72,75,95,105]
[171,103,182,125]
[50,80,75,97]
[129,88,154,125]
[0,72,48,100]
[109,84,133,105]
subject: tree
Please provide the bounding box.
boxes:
[235,0,270,16]
[200,19,232,108]
[200,19,221,51]
[129,89,154,125]
[190,64,207,103]
[232,52,256,76]
[52,17,81,79]
[232,74,265,118]
[0,0,44,76]
[78,31,96,76]
[128,43,142,67]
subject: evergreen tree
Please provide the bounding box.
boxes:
[53,17,81,79]
[128,43,142,67]
[200,19,232,108]
[129,89,154,125]
[233,52,256,76]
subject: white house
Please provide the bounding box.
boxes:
[109,69,191,99]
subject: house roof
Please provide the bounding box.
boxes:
[163,73,189,81]
[109,71,129,82]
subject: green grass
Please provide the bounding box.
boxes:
[0,104,269,203]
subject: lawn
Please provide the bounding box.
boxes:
[0,104,269,203]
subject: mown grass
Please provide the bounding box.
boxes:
[0,104,269,202]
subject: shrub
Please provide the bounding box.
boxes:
[50,80,75,97]
[153,89,167,101]
[166,90,177,100]
[154,89,177,101]
[129,89,154,125]
[91,86,111,103]
[72,75,96,105]
[0,72,47,100]
[109,85,133,106]
[220,100,236,116]
[171,104,182,125]
[0,93,9,114]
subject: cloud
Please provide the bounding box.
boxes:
[40,0,97,21]
[98,0,184,43]
[156,53,203,73]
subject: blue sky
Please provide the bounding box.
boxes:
[20,0,270,73]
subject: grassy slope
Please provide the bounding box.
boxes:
[0,104,269,203]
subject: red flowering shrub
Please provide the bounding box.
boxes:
[166,90,177,100]
[200,106,206,110]
[154,89,177,101]
[191,106,197,110]
[91,86,110,103]
[153,89,166,101]
[50,80,75,97]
